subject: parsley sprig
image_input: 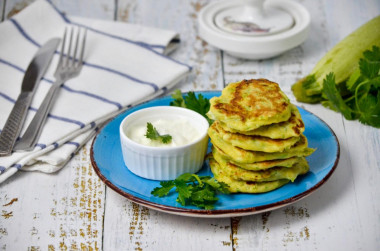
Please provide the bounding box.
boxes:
[170,90,213,125]
[145,122,172,144]
[322,46,380,128]
[151,173,230,209]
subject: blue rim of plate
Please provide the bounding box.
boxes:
[90,91,340,217]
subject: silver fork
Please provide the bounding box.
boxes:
[14,27,87,151]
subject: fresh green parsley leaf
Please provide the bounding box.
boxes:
[170,91,213,125]
[355,79,380,127]
[191,186,218,202]
[359,45,380,79]
[151,173,230,209]
[174,179,192,205]
[322,46,380,128]
[145,122,172,144]
[169,89,186,108]
[202,177,231,194]
[190,187,218,210]
[322,73,355,120]
[176,172,196,182]
[151,180,175,197]
[184,92,210,117]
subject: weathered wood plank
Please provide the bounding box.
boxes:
[3,0,34,20]
[103,190,232,250]
[116,0,225,92]
[52,0,115,20]
[3,0,115,21]
[0,142,106,250]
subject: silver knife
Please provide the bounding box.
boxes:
[0,38,60,157]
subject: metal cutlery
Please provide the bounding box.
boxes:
[0,38,60,157]
[14,27,87,151]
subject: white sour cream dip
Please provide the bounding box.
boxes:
[126,118,201,147]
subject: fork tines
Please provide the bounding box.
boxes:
[59,27,87,68]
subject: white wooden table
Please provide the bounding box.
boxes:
[1,0,380,250]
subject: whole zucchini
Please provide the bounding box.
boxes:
[292,15,380,103]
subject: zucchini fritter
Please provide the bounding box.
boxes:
[207,79,292,131]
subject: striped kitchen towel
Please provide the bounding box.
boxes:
[0,0,191,183]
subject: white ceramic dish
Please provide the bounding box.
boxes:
[119,106,209,180]
[198,0,311,59]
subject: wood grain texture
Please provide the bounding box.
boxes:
[103,190,232,250]
[116,0,225,92]
[52,0,115,20]
[0,142,106,250]
[1,0,380,250]
[3,0,34,19]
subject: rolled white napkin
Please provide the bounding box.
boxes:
[0,0,191,183]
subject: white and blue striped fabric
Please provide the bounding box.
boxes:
[0,0,191,183]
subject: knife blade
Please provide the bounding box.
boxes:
[0,38,60,157]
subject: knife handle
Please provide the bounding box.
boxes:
[14,81,63,151]
[0,92,32,157]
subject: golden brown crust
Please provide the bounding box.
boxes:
[213,121,300,152]
[208,79,292,131]
[218,104,305,139]
[213,79,289,120]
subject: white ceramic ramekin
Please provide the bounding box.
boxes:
[119,106,209,180]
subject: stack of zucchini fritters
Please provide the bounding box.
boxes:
[207,79,315,193]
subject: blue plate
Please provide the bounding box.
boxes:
[90,91,339,217]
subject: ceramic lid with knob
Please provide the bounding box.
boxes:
[198,0,311,60]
